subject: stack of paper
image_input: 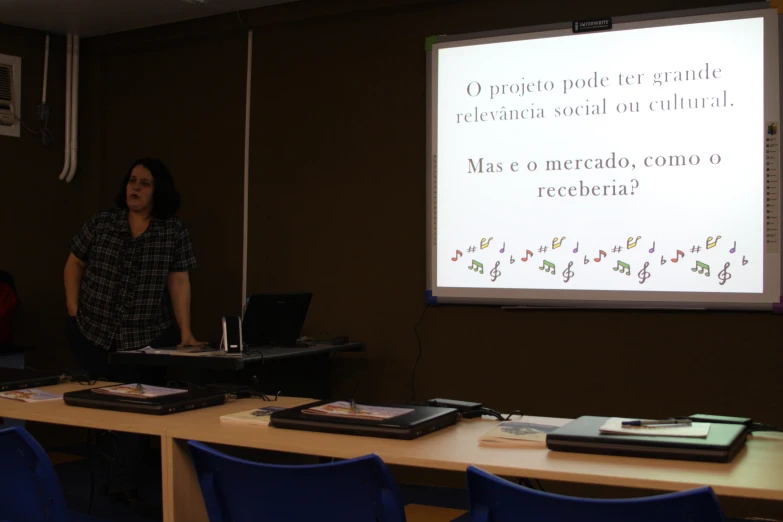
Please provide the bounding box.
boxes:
[599,418,711,438]
[302,401,413,421]
[91,384,188,399]
[0,388,62,402]
[479,416,572,448]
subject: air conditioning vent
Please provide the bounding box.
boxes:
[0,63,13,127]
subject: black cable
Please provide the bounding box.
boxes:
[461,407,505,421]
[505,410,523,420]
[409,305,429,402]
[749,423,783,434]
[14,113,52,147]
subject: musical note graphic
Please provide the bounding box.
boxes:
[552,236,566,249]
[584,255,589,265]
[671,250,685,263]
[730,241,736,254]
[627,236,641,249]
[742,255,748,266]
[469,260,484,274]
[563,261,574,283]
[613,261,631,275]
[451,250,463,262]
[691,261,710,276]
[573,242,579,254]
[480,237,493,250]
[718,262,731,286]
[499,242,505,254]
[490,261,501,282]
[509,255,515,264]
[649,241,656,254]
[539,260,555,274]
[638,262,650,284]
[706,236,722,249]
[521,250,533,262]
[660,255,666,265]
[594,250,607,262]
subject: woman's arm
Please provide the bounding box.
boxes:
[168,271,201,346]
[64,253,87,316]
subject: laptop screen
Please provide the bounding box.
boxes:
[242,292,312,347]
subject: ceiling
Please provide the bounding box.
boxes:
[0,0,300,38]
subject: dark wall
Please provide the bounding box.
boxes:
[44,0,783,428]
[0,24,97,372]
[80,31,248,340]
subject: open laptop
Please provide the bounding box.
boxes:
[242,292,312,347]
[269,400,460,440]
[546,416,747,463]
[0,368,63,392]
[63,385,226,415]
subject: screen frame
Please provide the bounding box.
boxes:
[426,3,781,310]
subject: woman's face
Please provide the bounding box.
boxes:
[126,165,154,214]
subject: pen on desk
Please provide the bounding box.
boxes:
[136,383,144,393]
[621,419,692,427]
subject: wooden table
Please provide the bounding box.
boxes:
[165,398,783,521]
[0,385,315,522]
[4,388,783,522]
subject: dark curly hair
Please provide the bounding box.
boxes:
[114,158,181,219]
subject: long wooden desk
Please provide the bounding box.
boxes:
[164,398,783,521]
[3,388,783,522]
[0,384,313,522]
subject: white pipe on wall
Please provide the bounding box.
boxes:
[65,35,79,183]
[42,34,49,104]
[241,30,253,312]
[58,34,72,180]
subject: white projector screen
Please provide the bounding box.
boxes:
[426,6,781,310]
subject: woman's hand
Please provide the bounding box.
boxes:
[178,331,205,348]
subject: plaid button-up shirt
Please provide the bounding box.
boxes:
[70,208,197,351]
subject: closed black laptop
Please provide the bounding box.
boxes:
[546,416,747,463]
[63,386,225,415]
[270,401,460,440]
[0,368,62,392]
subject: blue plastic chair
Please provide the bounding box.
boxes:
[0,426,105,522]
[467,465,725,522]
[187,441,407,522]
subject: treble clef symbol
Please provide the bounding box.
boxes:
[638,261,651,285]
[562,261,574,283]
[718,262,731,286]
[490,261,501,283]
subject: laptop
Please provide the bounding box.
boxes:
[546,416,747,463]
[63,385,226,415]
[269,400,460,440]
[0,368,63,392]
[242,292,312,347]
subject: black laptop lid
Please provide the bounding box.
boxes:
[63,386,225,415]
[270,401,457,429]
[0,368,62,392]
[242,292,312,346]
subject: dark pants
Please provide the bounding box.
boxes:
[65,317,172,494]
[65,316,173,384]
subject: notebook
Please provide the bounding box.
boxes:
[546,416,747,463]
[63,385,225,415]
[270,400,459,440]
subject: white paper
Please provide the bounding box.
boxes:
[600,417,710,438]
